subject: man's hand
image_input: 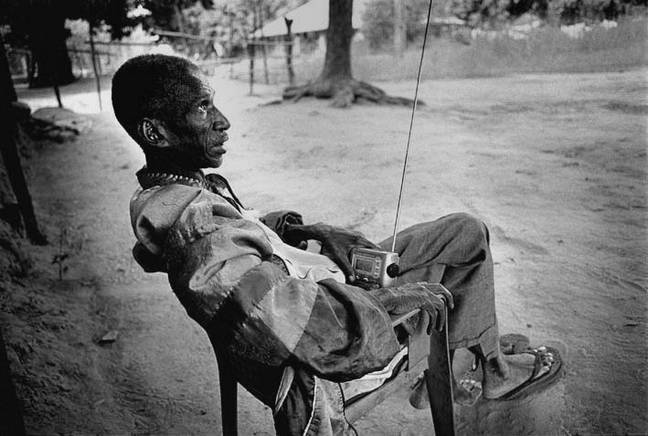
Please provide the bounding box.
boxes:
[283,223,380,281]
[375,282,454,333]
[259,210,306,248]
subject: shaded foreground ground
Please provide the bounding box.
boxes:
[3,69,647,435]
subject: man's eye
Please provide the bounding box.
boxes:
[199,100,210,111]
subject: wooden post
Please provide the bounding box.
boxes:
[51,36,63,108]
[174,4,187,34]
[53,84,62,108]
[88,23,102,111]
[226,6,235,57]
[257,2,269,85]
[393,0,406,57]
[247,40,255,95]
[0,329,26,436]
[0,36,46,245]
[284,18,295,86]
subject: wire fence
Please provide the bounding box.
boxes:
[65,37,312,88]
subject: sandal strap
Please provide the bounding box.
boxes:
[522,348,553,381]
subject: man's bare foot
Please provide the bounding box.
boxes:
[481,347,560,400]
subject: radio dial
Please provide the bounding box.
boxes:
[386,263,400,278]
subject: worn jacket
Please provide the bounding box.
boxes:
[129,170,402,421]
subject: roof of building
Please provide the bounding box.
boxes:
[254,0,370,38]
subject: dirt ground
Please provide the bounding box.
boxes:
[2,68,646,435]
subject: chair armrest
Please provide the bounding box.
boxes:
[390,310,431,369]
[390,309,422,327]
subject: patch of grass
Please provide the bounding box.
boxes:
[357,17,647,81]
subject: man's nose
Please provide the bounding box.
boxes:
[214,111,230,130]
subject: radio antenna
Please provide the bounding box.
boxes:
[390,0,433,252]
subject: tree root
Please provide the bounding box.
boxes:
[283,79,421,108]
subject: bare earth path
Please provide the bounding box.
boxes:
[16,69,647,435]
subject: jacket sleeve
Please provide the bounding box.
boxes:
[163,195,401,382]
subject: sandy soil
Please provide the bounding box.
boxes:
[2,68,646,435]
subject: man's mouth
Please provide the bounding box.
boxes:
[206,135,228,159]
[209,133,229,153]
[208,145,226,156]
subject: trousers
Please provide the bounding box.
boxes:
[275,213,501,435]
[381,212,500,359]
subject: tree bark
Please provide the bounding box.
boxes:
[283,0,415,107]
[319,0,353,82]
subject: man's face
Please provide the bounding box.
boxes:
[166,72,231,169]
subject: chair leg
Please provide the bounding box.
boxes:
[218,357,238,436]
[426,324,456,436]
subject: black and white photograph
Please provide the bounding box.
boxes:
[0,0,645,434]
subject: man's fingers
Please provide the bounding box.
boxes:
[425,306,446,334]
[443,290,454,310]
[356,236,381,250]
[425,307,444,334]
[430,284,454,310]
[437,305,446,332]
[326,248,355,281]
[283,223,308,238]
[341,262,355,282]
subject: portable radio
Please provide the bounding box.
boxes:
[350,247,400,288]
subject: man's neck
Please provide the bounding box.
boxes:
[137,152,207,190]
[145,152,203,177]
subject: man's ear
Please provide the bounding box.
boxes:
[138,118,171,149]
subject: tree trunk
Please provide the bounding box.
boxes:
[0,36,46,245]
[283,0,415,107]
[319,0,353,82]
[28,10,74,88]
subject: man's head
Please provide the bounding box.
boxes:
[112,54,230,169]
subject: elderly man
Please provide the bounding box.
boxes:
[112,54,561,435]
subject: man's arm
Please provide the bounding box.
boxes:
[259,210,307,248]
[283,223,380,282]
[163,197,402,381]
[134,189,451,382]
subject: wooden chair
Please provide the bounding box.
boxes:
[212,308,456,436]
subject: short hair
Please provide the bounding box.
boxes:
[111,54,200,144]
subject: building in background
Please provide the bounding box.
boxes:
[253,0,371,55]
